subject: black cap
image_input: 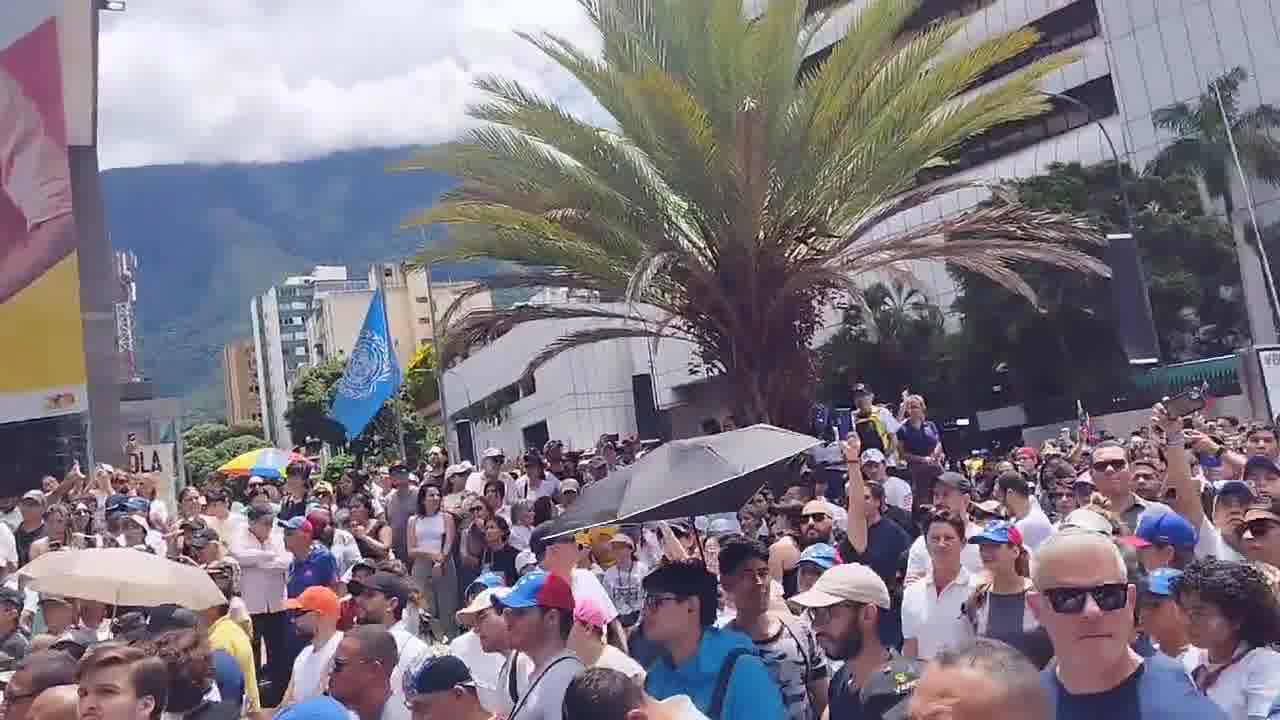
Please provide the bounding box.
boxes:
[351,558,377,574]
[0,587,23,610]
[851,383,872,397]
[349,571,412,606]
[528,521,575,558]
[148,604,200,633]
[936,471,973,494]
[188,527,220,548]
[409,655,475,696]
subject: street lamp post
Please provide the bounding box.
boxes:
[1040,90,1160,367]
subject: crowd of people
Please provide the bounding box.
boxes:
[5,388,1280,720]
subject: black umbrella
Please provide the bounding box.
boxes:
[546,424,820,538]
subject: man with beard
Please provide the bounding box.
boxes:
[351,572,431,720]
[280,587,343,706]
[790,563,919,720]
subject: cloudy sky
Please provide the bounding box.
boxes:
[97,1,604,169]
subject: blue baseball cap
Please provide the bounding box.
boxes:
[124,497,150,514]
[1245,455,1280,478]
[277,516,314,535]
[967,520,1024,546]
[465,572,506,598]
[1142,567,1183,597]
[1123,510,1197,550]
[275,697,349,720]
[492,570,574,611]
[1217,480,1256,502]
[796,543,837,572]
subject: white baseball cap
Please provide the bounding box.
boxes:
[860,448,886,464]
[789,563,890,609]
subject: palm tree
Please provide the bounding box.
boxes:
[395,0,1106,428]
[1148,66,1280,342]
[857,280,942,345]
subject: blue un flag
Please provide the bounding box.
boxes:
[329,289,403,441]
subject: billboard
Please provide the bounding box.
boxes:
[0,2,87,425]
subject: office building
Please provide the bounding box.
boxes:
[250,265,351,448]
[222,338,261,427]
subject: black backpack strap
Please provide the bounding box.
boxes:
[708,648,753,720]
[507,651,521,703]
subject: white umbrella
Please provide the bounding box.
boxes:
[18,548,226,610]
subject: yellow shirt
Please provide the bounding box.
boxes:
[209,614,260,711]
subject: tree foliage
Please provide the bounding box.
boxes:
[404,344,440,411]
[182,423,237,451]
[395,0,1104,429]
[948,161,1243,420]
[182,421,271,483]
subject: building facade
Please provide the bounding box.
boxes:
[222,338,261,427]
[250,265,351,448]
[435,0,1280,453]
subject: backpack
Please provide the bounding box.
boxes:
[854,409,890,453]
[708,648,753,720]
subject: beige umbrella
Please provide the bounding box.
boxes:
[18,548,226,609]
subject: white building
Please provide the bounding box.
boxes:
[250,265,351,448]
[440,0,1280,454]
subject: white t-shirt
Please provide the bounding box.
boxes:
[510,524,532,551]
[450,631,512,717]
[905,523,983,581]
[0,523,17,568]
[1195,518,1247,563]
[592,644,646,682]
[512,474,560,503]
[1014,501,1054,552]
[289,630,343,703]
[901,568,976,660]
[388,626,433,720]
[510,650,584,720]
[571,568,620,624]
[1183,644,1280,720]
[882,476,913,512]
[493,651,535,719]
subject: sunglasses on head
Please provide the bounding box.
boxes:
[1041,583,1128,614]
[1092,459,1127,472]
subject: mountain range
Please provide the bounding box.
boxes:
[101,147,459,422]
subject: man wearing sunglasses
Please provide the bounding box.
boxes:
[1089,441,1170,534]
[327,626,400,720]
[1238,502,1280,568]
[1029,531,1226,720]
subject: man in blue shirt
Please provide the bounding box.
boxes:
[641,559,784,720]
[282,516,338,598]
[1030,531,1226,720]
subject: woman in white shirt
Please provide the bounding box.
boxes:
[1176,557,1280,720]
[902,508,974,660]
[408,484,460,639]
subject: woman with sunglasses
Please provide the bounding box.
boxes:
[1175,558,1280,720]
[964,520,1051,668]
[69,499,102,548]
[901,509,975,660]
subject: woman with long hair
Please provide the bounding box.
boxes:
[896,394,944,514]
[346,492,391,561]
[964,520,1050,668]
[176,486,203,523]
[69,499,102,548]
[1176,558,1280,719]
[459,498,491,593]
[532,495,556,526]
[902,509,974,660]
[408,484,459,638]
[29,504,73,558]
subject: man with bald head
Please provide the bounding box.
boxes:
[27,684,77,720]
[908,639,1047,720]
[1029,530,1225,719]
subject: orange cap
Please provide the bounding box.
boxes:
[284,586,341,618]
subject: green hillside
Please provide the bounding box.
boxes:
[101,148,460,422]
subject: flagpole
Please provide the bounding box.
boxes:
[372,262,407,460]
[418,227,452,459]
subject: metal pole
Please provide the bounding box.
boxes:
[418,227,453,459]
[371,261,407,460]
[1214,82,1280,333]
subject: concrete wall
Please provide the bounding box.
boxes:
[1020,393,1254,447]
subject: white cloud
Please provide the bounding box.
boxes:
[97,0,604,169]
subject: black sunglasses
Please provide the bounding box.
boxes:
[1237,520,1280,539]
[1042,583,1128,614]
[801,513,829,523]
[1091,460,1127,473]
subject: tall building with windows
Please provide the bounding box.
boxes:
[222,339,261,427]
[250,266,351,448]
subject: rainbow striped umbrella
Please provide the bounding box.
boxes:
[217,447,312,479]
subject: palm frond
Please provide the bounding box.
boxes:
[523,325,690,379]
[440,305,656,366]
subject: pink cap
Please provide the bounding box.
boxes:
[573,596,609,629]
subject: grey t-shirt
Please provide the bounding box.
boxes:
[383,487,418,563]
[983,591,1053,668]
[509,650,584,720]
[730,615,826,720]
